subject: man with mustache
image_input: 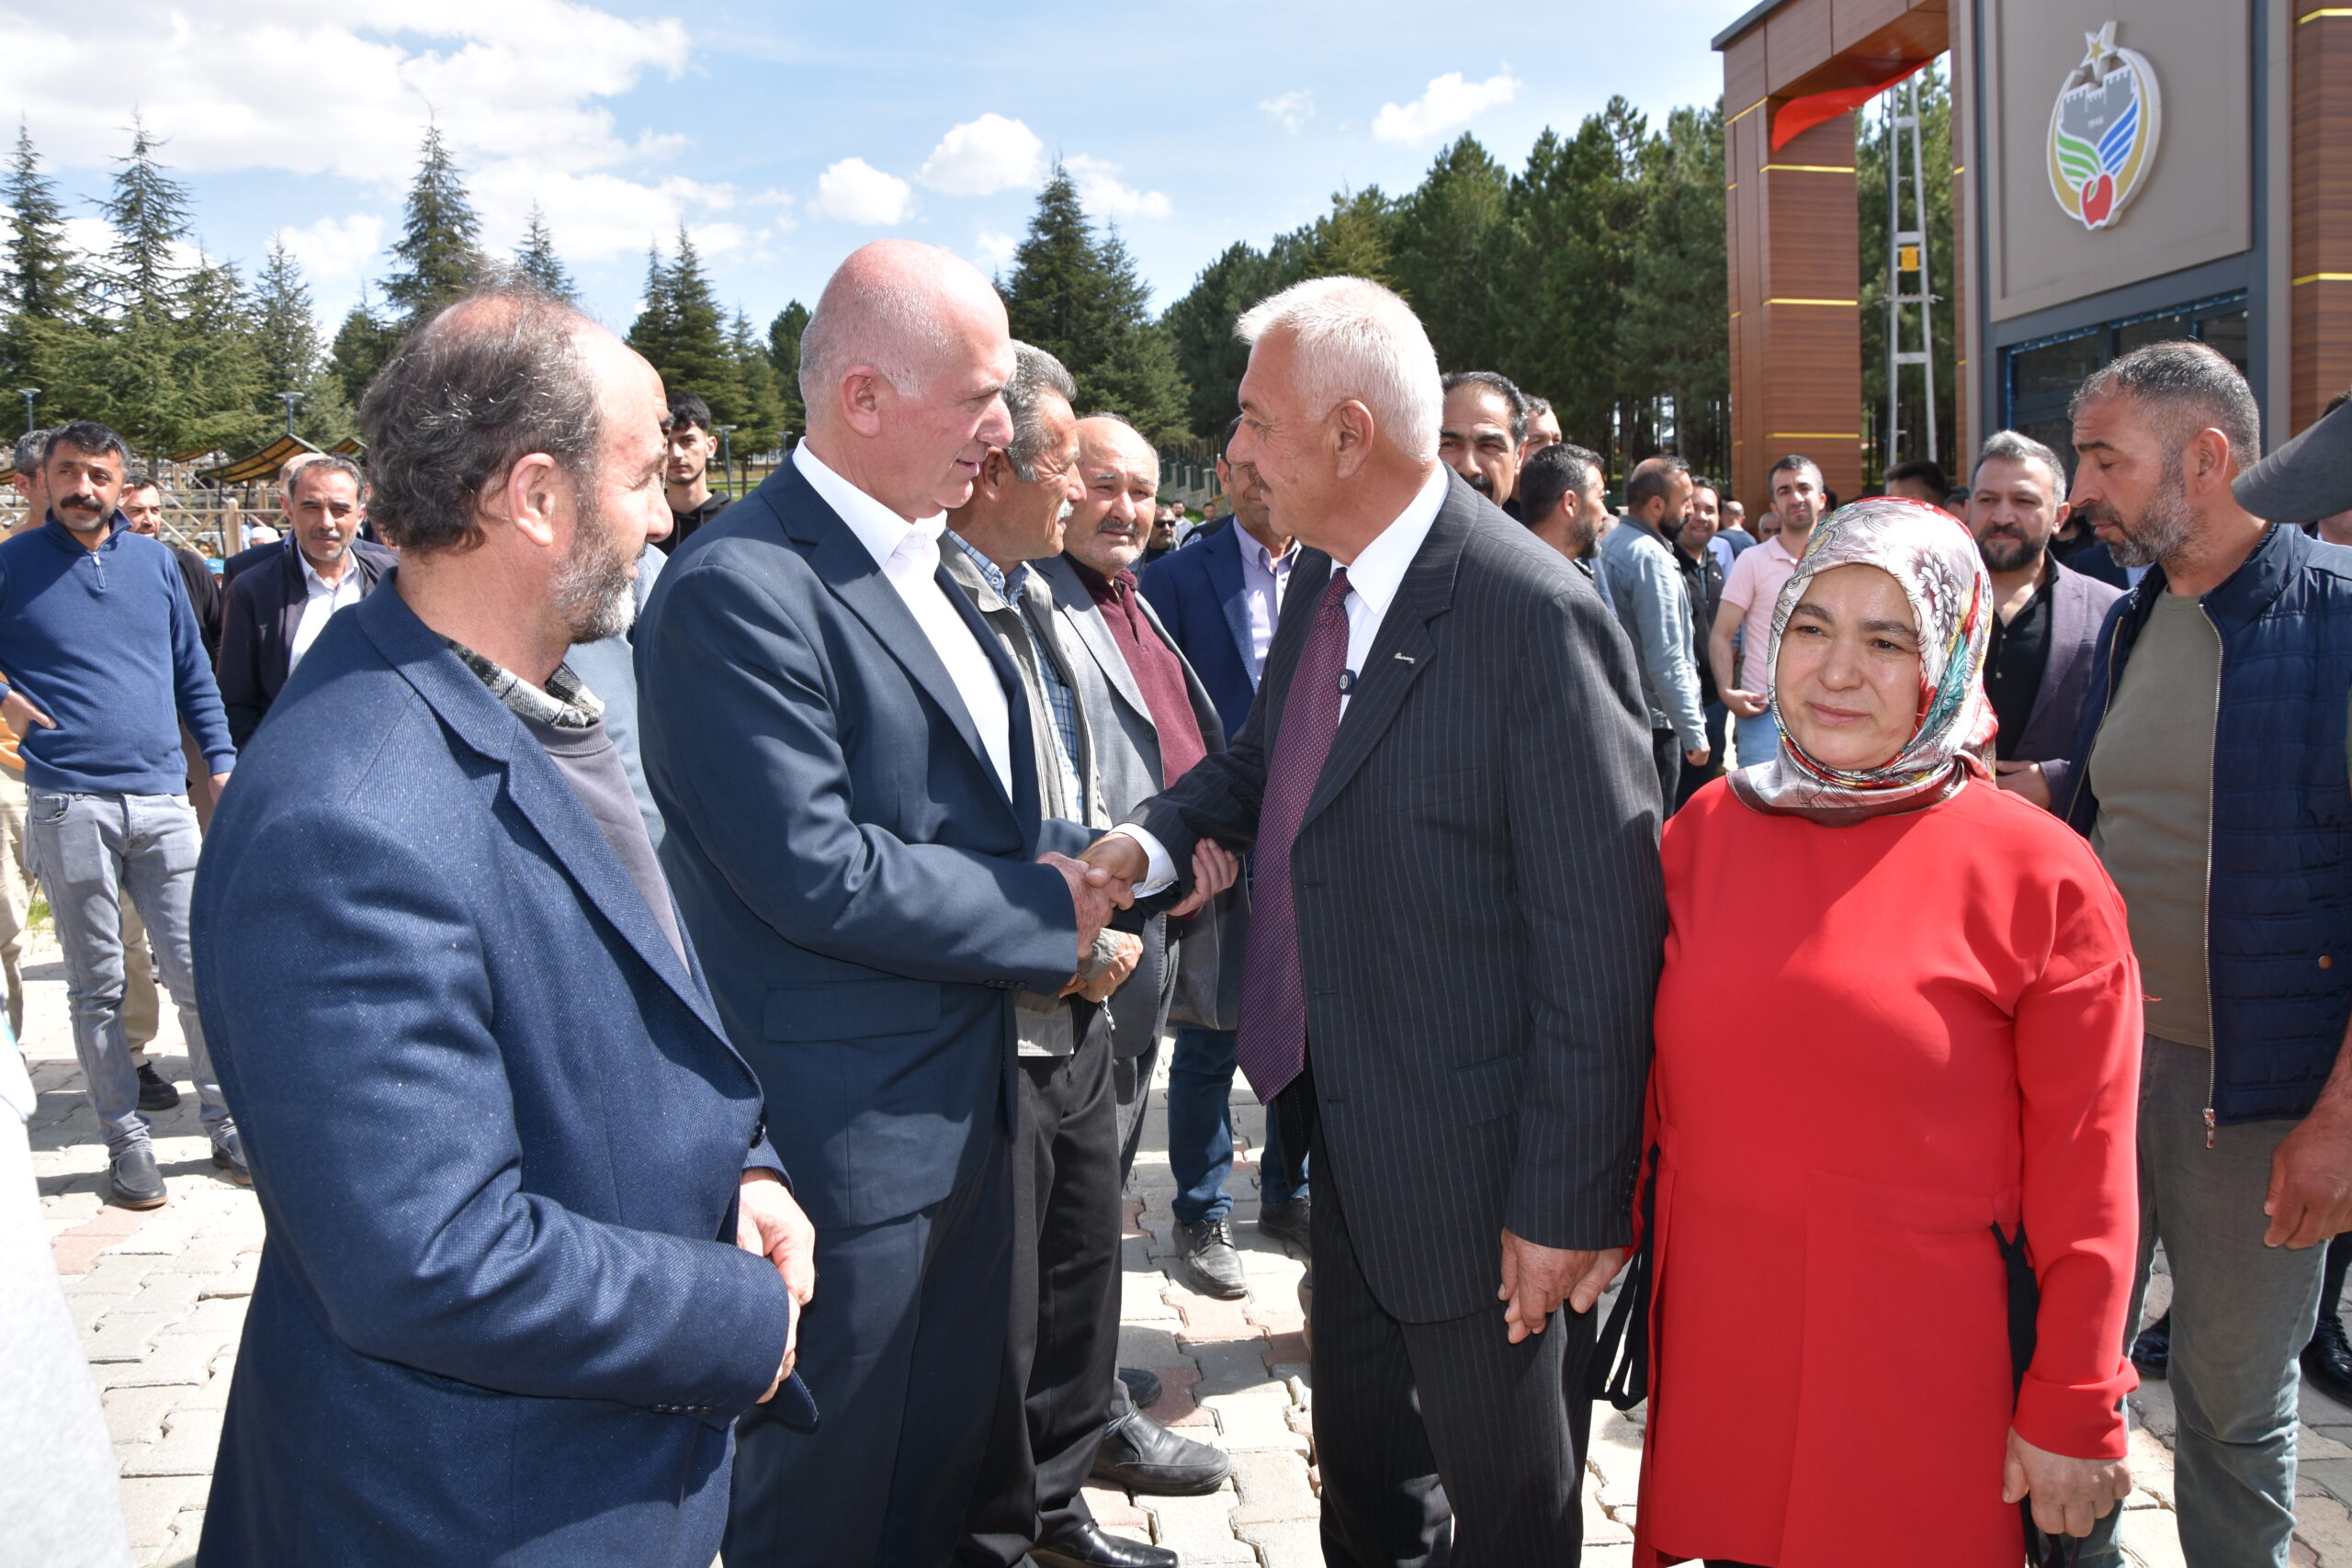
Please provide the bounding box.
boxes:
[2060,341,2352,1568]
[1438,370,1525,512]
[0,422,238,1207]
[1962,431,2120,813]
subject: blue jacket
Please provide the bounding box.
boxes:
[0,516,234,793]
[637,460,1090,1233]
[2062,522,2352,1124]
[195,583,798,1568]
[1139,521,1261,739]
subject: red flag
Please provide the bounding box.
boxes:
[1770,58,1934,152]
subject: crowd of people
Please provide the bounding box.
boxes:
[6,232,2352,1568]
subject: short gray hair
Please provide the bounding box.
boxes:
[1002,343,1077,482]
[12,428,47,473]
[359,275,599,555]
[1235,276,1442,465]
[2071,340,2261,469]
[288,452,369,502]
[1973,428,2067,494]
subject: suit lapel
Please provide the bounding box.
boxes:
[2022,567,2085,737]
[356,590,733,1045]
[777,466,1016,817]
[1303,491,1471,827]
[272,550,305,680]
[1206,528,1254,674]
[1046,559,1154,727]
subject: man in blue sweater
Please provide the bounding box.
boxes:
[0,423,237,1209]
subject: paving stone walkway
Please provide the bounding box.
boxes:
[25,923,2352,1566]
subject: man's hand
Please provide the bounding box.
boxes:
[2265,1093,2352,1247]
[1497,1230,1626,1343]
[1724,687,1769,719]
[1168,838,1240,919]
[1063,929,1143,1002]
[2002,1428,2131,1538]
[737,1170,817,1304]
[1039,851,1120,962]
[3,688,55,735]
[1995,759,2052,810]
[1682,746,1710,768]
[1080,834,1148,907]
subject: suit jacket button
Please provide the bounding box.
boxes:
[2323,955,2335,970]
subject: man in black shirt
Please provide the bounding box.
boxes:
[1963,430,2121,811]
[1671,479,1728,809]
[657,391,730,554]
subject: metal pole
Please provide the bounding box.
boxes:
[278,391,301,436]
[715,425,736,497]
[1885,93,1900,478]
[1907,73,1939,466]
[17,388,37,434]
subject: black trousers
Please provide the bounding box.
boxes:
[1650,728,1682,817]
[957,1035,1125,1566]
[725,1127,1012,1568]
[1309,1111,1598,1568]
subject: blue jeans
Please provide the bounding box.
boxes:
[2079,1038,2325,1568]
[1167,1026,1306,1225]
[1732,710,1780,771]
[24,790,226,1154]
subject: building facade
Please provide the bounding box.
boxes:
[1713,0,2331,516]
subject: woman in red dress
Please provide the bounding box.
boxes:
[1634,498,2141,1568]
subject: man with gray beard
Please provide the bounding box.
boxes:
[2061,341,2352,1568]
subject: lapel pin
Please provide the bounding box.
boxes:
[1394,652,1416,664]
[1337,670,1356,694]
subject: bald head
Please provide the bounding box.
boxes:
[797,241,1016,520]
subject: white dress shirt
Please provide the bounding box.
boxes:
[1117,464,1452,890]
[288,552,367,675]
[794,443,1014,799]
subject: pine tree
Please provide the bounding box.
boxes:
[3,120,78,319]
[253,239,353,442]
[96,115,195,314]
[381,123,484,322]
[767,299,808,434]
[515,203,576,301]
[329,288,400,412]
[728,310,786,449]
[1385,135,1511,375]
[1001,166,1191,440]
[628,228,732,416]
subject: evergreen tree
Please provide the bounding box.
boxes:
[1621,103,1730,480]
[253,239,354,443]
[767,299,808,434]
[728,309,786,450]
[3,120,78,318]
[514,203,576,301]
[628,228,734,419]
[96,115,195,314]
[381,123,484,322]
[1001,166,1191,441]
[1385,135,1511,376]
[329,288,400,412]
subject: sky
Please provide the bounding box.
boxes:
[0,0,1755,341]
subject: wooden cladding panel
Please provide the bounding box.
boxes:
[1766,0,1837,95]
[1726,31,1770,116]
[2293,13,2352,430]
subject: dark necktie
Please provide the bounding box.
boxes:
[1234,568,1351,1103]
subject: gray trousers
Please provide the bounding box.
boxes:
[24,790,224,1153]
[2084,1037,2327,1568]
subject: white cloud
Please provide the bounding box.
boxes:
[1259,90,1315,133]
[811,158,913,226]
[275,214,383,284]
[918,114,1043,197]
[1064,155,1170,221]
[975,230,1018,268]
[1372,70,1522,145]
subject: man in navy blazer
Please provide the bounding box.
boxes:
[214,454,397,748]
[195,287,813,1568]
[636,241,1124,1568]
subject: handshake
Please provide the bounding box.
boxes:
[1038,831,1241,967]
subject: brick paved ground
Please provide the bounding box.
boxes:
[26,925,2352,1566]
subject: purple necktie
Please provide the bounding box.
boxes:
[1234,568,1351,1104]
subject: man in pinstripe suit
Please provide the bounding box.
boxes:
[1085,277,1664,1566]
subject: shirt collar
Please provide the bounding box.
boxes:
[795,442,944,570]
[442,638,605,730]
[1247,533,1295,574]
[1340,465,1451,624]
[299,549,356,594]
[1764,529,1806,565]
[943,528,1032,603]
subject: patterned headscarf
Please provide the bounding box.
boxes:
[1729,496,1996,824]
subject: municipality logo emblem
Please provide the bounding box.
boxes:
[2048,21,2162,231]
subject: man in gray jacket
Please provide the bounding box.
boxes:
[1598,455,1709,809]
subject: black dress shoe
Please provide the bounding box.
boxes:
[1029,1520,1177,1568]
[2307,1312,2352,1405]
[110,1145,167,1210]
[211,1126,253,1186]
[2131,1311,2170,1381]
[1118,1367,1163,1412]
[1089,1409,1230,1495]
[1259,1196,1311,1251]
[135,1063,181,1111]
[1177,1217,1248,1300]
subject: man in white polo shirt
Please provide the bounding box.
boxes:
[1710,454,1824,767]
